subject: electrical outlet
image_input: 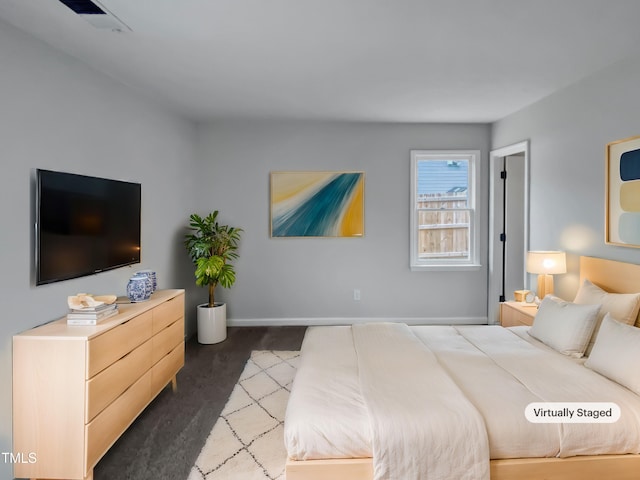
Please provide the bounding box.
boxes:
[353,289,361,301]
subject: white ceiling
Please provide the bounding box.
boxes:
[3,0,640,123]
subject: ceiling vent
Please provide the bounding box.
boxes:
[58,0,131,32]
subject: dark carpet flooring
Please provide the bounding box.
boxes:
[94,326,307,480]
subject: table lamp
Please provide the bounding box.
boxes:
[526,251,566,299]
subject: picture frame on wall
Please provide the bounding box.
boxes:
[606,134,640,247]
[270,171,364,237]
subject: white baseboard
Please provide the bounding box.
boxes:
[228,316,489,327]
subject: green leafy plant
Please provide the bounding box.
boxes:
[184,211,242,307]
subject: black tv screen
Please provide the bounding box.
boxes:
[36,169,141,285]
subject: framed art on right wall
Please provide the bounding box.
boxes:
[606,134,640,247]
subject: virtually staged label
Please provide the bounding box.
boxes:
[525,402,620,423]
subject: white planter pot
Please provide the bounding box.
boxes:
[197,303,227,344]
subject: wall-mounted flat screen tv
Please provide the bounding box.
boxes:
[36,169,141,285]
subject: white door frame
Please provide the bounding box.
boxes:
[488,140,530,324]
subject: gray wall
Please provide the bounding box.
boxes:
[492,52,640,301]
[195,120,491,324]
[0,19,199,478]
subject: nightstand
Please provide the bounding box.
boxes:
[500,301,538,327]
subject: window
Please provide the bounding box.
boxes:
[410,150,480,271]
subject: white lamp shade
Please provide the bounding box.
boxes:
[526,251,567,275]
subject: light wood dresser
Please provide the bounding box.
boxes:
[13,289,185,480]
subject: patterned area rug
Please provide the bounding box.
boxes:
[188,350,300,480]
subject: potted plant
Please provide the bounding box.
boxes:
[184,211,242,344]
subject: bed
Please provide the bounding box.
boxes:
[283,256,640,479]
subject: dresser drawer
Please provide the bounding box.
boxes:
[151,342,184,396]
[502,316,531,327]
[85,370,152,471]
[152,294,184,334]
[86,338,153,423]
[87,311,153,378]
[152,318,184,365]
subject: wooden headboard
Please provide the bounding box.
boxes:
[579,256,640,327]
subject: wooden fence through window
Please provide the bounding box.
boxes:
[417,192,469,259]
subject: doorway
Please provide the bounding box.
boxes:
[488,141,529,324]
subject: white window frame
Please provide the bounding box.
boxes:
[410,149,481,271]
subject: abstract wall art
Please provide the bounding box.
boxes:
[606,134,640,247]
[270,171,364,237]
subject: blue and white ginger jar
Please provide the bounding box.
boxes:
[127,274,151,302]
[134,271,154,297]
[135,270,157,293]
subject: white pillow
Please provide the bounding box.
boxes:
[529,295,600,358]
[585,314,640,395]
[573,279,640,355]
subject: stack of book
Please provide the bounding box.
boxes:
[67,303,119,325]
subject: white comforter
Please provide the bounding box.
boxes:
[353,323,489,480]
[284,324,640,480]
